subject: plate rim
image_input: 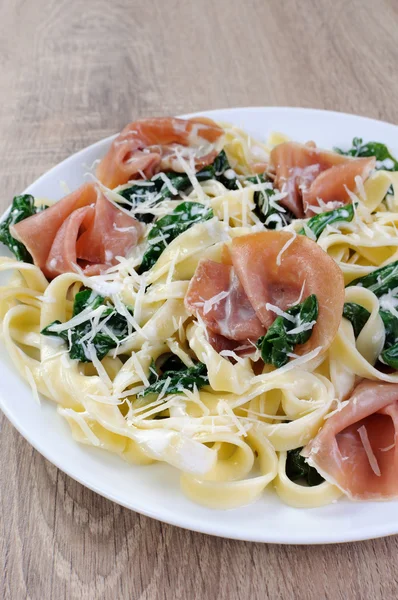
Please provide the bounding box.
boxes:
[1,105,398,545]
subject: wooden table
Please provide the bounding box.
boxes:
[1,0,398,598]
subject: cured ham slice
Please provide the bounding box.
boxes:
[303,157,376,216]
[11,183,142,279]
[76,190,142,266]
[303,381,398,500]
[11,183,97,270]
[230,231,344,355]
[45,206,95,279]
[186,231,344,358]
[185,259,265,341]
[97,117,224,189]
[270,141,375,217]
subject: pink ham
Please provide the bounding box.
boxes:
[185,259,265,341]
[270,141,375,217]
[45,206,95,278]
[97,117,224,189]
[185,231,344,358]
[11,183,97,271]
[303,381,398,500]
[303,157,376,216]
[11,182,142,280]
[76,190,142,268]
[229,231,345,357]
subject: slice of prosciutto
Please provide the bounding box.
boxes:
[97,116,224,189]
[185,231,344,358]
[11,183,142,279]
[303,381,398,500]
[270,141,375,217]
[230,231,344,355]
[185,259,265,341]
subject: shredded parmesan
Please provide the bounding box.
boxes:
[357,425,381,476]
[202,290,229,315]
[265,303,296,322]
[276,231,296,266]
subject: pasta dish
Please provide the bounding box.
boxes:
[1,116,398,509]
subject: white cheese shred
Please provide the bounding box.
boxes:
[357,424,381,477]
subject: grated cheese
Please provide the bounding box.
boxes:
[130,352,150,387]
[265,303,296,323]
[202,290,229,315]
[357,424,381,476]
[87,343,113,389]
[276,231,296,266]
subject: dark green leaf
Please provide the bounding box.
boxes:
[137,361,209,399]
[342,302,370,338]
[286,448,324,486]
[348,261,398,297]
[299,204,354,240]
[211,150,238,190]
[256,295,319,368]
[380,309,398,348]
[334,138,398,171]
[139,201,213,273]
[0,194,47,262]
[41,289,131,362]
[246,174,293,229]
[381,344,398,369]
[117,151,237,223]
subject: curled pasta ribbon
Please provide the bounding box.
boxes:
[210,188,256,228]
[180,426,278,509]
[247,372,334,451]
[220,123,270,174]
[274,452,342,508]
[331,287,398,383]
[186,322,254,394]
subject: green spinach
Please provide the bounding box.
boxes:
[299,204,354,240]
[118,150,237,223]
[256,295,319,368]
[334,137,398,171]
[348,261,398,297]
[41,289,131,362]
[139,201,213,273]
[342,302,371,338]
[246,174,292,229]
[0,195,46,262]
[137,360,209,399]
[286,447,324,486]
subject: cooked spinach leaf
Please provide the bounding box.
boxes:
[137,360,209,399]
[256,295,319,368]
[41,289,131,362]
[0,194,46,262]
[286,448,324,486]
[139,201,213,273]
[299,204,354,240]
[344,267,398,369]
[246,174,292,229]
[342,302,371,338]
[118,150,237,223]
[348,261,398,297]
[334,137,398,171]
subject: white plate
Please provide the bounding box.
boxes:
[1,107,398,545]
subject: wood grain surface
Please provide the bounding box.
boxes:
[1,0,398,598]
